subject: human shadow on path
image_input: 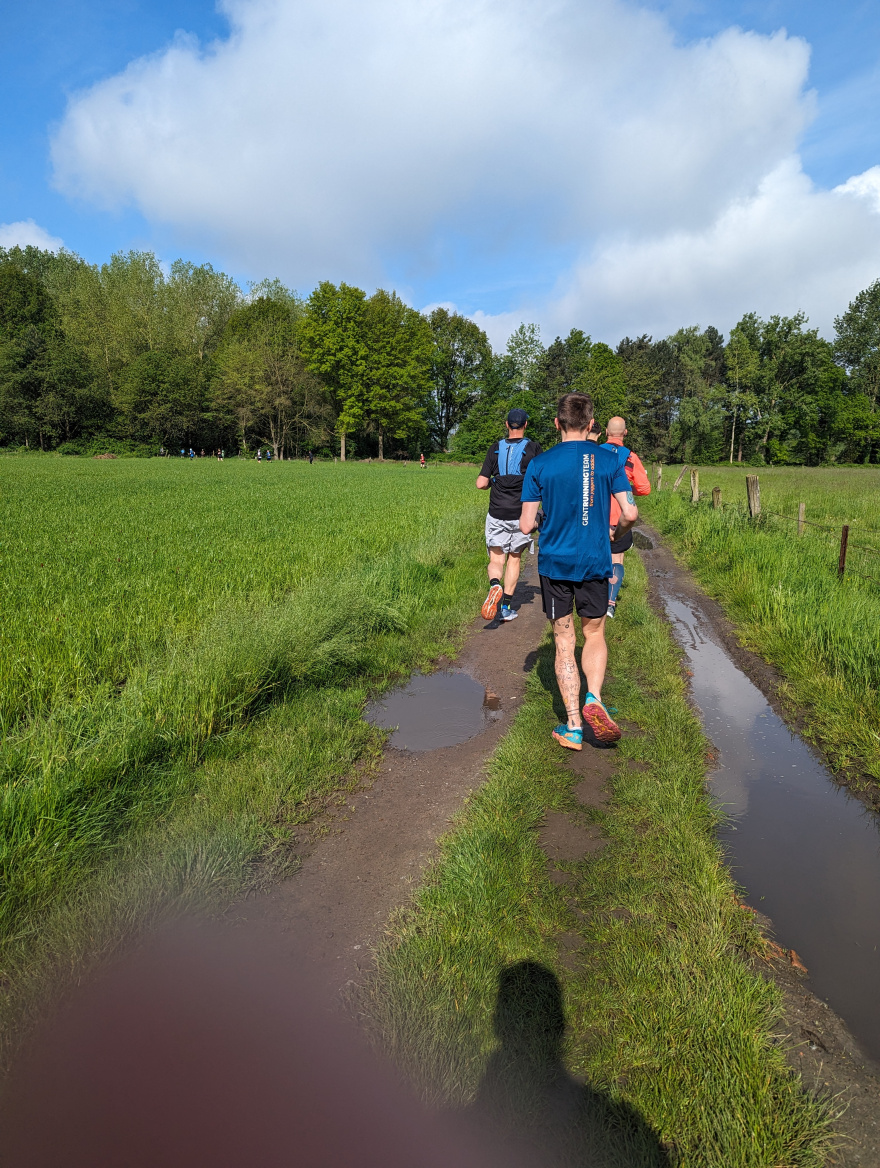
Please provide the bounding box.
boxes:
[469,962,670,1168]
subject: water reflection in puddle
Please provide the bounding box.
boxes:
[661,590,880,1063]
[365,670,492,752]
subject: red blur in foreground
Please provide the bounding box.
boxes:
[0,926,515,1168]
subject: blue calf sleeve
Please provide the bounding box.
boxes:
[608,563,625,604]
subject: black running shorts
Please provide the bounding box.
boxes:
[540,575,608,621]
[610,528,634,554]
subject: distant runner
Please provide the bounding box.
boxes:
[420,452,426,470]
[519,393,637,749]
[601,416,651,619]
[477,408,542,623]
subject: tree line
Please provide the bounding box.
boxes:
[1,244,879,463]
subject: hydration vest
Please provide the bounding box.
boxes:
[601,441,632,471]
[496,437,528,477]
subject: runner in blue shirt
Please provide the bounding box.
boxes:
[520,392,638,749]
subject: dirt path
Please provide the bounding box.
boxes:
[639,524,880,1166]
[234,562,549,999]
[235,530,879,1161]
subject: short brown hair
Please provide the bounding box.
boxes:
[556,392,594,432]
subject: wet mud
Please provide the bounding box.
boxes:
[365,669,497,751]
[639,525,880,1163]
[233,563,550,999]
[660,589,880,1062]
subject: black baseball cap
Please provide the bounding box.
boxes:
[506,408,529,427]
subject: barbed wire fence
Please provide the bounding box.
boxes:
[651,463,880,588]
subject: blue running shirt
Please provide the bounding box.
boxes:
[521,441,630,581]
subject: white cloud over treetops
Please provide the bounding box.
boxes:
[50,0,880,344]
[0,219,64,252]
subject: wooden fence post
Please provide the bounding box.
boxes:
[673,465,688,492]
[690,469,699,503]
[712,486,721,509]
[655,463,662,491]
[746,474,761,519]
[797,502,805,536]
[838,525,849,578]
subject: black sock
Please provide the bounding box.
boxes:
[503,593,515,606]
[490,578,501,588]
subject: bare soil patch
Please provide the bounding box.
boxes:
[233,564,549,1000]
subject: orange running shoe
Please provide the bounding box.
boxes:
[481,583,503,620]
[582,695,621,743]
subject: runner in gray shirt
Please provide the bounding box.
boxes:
[476,409,542,622]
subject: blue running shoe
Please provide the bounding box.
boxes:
[499,603,518,622]
[552,724,583,751]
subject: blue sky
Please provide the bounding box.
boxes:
[3,0,880,345]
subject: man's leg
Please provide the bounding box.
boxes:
[481,546,506,619]
[503,549,522,596]
[580,615,608,701]
[581,612,621,742]
[552,613,582,730]
[607,550,625,617]
[499,549,523,620]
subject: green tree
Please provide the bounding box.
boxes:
[299,281,368,460]
[163,260,242,362]
[575,342,628,428]
[531,329,592,406]
[617,335,684,460]
[834,279,880,462]
[506,323,544,391]
[0,263,98,449]
[450,352,556,457]
[724,324,760,462]
[114,350,204,447]
[667,326,727,463]
[214,297,332,457]
[358,290,432,459]
[427,308,491,450]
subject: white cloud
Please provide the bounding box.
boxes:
[0,219,64,252]
[477,159,880,344]
[52,1,811,276]
[47,0,880,344]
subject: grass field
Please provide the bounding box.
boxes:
[0,456,486,1045]
[368,550,830,1166]
[642,466,880,793]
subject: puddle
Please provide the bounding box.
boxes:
[365,670,492,751]
[660,588,880,1063]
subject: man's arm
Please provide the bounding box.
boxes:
[476,446,495,490]
[627,452,651,496]
[613,491,638,536]
[520,501,540,536]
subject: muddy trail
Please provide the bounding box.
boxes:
[639,526,880,1160]
[234,562,549,995]
[234,540,879,1161]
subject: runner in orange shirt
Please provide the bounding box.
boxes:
[601,417,651,618]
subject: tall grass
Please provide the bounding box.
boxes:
[368,552,830,1165]
[0,459,487,1026]
[644,467,880,787]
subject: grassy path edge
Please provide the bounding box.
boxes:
[366,550,832,1166]
[0,504,488,1066]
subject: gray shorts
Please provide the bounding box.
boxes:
[485,514,532,555]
